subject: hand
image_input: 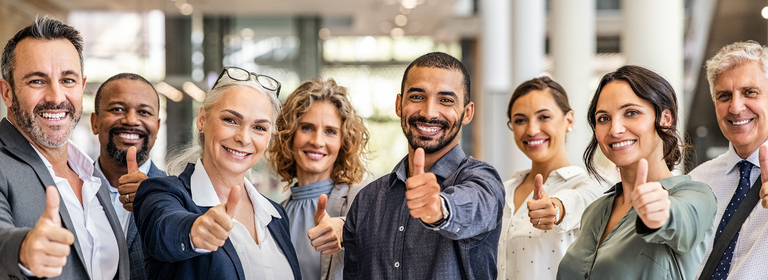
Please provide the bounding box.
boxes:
[118,146,148,212]
[19,186,75,278]
[527,174,557,230]
[759,144,768,208]
[307,194,344,255]
[405,148,443,224]
[190,185,240,251]
[631,158,671,229]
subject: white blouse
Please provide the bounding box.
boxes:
[497,166,602,280]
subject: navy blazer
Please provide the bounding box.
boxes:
[133,163,301,280]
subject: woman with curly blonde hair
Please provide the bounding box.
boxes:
[268,78,370,280]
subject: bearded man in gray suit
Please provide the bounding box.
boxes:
[0,17,129,279]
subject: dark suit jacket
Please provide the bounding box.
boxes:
[95,160,166,280]
[133,163,301,280]
[0,118,130,279]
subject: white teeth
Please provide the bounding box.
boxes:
[225,147,247,157]
[611,140,635,148]
[733,119,750,126]
[417,125,439,133]
[527,139,545,146]
[41,112,66,120]
[306,152,323,158]
[118,133,139,140]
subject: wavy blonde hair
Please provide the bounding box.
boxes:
[268,78,370,186]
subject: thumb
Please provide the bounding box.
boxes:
[412,148,425,176]
[314,194,328,225]
[532,174,545,200]
[635,158,648,188]
[126,146,139,173]
[224,185,241,218]
[760,144,768,181]
[43,186,61,225]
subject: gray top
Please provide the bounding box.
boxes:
[557,175,716,280]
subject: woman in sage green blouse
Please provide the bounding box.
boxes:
[557,65,716,280]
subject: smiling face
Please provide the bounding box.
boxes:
[594,81,670,169]
[197,86,274,179]
[1,38,84,149]
[396,66,473,155]
[91,79,160,166]
[509,90,573,164]
[292,101,342,185]
[712,61,768,158]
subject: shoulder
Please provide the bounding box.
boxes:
[662,175,714,197]
[457,157,502,180]
[689,152,728,178]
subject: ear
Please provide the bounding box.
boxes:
[196,106,206,133]
[0,79,13,108]
[461,101,474,125]
[395,93,403,118]
[565,110,575,131]
[82,75,87,86]
[660,109,673,127]
[90,112,98,135]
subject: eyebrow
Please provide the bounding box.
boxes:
[223,109,271,124]
[105,101,156,110]
[594,103,642,116]
[21,70,80,80]
[406,87,459,99]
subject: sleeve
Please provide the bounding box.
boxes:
[133,177,207,262]
[638,179,717,254]
[551,177,603,232]
[433,161,506,240]
[0,168,33,279]
[342,189,361,280]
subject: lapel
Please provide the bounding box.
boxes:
[95,181,130,280]
[147,161,167,178]
[325,184,348,217]
[0,118,89,272]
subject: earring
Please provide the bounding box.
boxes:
[567,127,572,132]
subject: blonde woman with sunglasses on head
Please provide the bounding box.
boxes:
[133,67,301,280]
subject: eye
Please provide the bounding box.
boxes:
[108,107,125,113]
[538,114,551,121]
[222,117,237,124]
[513,117,526,124]
[300,124,314,132]
[625,110,640,117]
[139,110,153,116]
[716,92,732,102]
[440,97,455,104]
[62,78,76,85]
[408,94,425,101]
[325,128,338,135]
[596,115,610,123]
[253,125,267,131]
[745,89,758,97]
[28,79,45,85]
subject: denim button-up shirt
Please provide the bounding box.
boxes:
[343,145,505,279]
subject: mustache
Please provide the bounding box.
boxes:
[34,101,76,115]
[407,115,449,129]
[109,126,148,138]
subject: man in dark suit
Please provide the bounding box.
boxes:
[90,73,166,280]
[0,17,129,279]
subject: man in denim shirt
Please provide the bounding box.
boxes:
[343,52,505,279]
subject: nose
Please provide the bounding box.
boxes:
[308,129,325,147]
[120,109,140,126]
[525,121,540,137]
[421,99,439,119]
[609,119,626,137]
[233,125,250,145]
[728,93,746,115]
[43,83,68,107]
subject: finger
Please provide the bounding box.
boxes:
[43,186,61,225]
[46,228,75,246]
[761,143,768,182]
[314,194,328,226]
[413,148,425,176]
[635,158,648,187]
[532,174,544,200]
[126,146,139,173]
[308,224,332,240]
[225,185,241,218]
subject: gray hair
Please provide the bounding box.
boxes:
[1,16,83,89]
[165,74,282,176]
[705,41,768,96]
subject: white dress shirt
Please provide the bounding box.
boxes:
[189,159,294,280]
[689,141,768,279]
[96,159,152,236]
[497,166,602,280]
[32,141,120,280]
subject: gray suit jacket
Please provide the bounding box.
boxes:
[0,118,130,280]
[321,183,362,280]
[95,160,165,280]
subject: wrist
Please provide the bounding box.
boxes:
[552,200,563,225]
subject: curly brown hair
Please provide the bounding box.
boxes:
[268,78,370,186]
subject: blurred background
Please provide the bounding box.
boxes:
[0,0,762,200]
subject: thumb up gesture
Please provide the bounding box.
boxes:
[527,174,557,230]
[118,146,148,212]
[307,194,344,255]
[759,144,768,208]
[19,186,75,277]
[190,185,240,251]
[405,148,443,224]
[631,158,671,229]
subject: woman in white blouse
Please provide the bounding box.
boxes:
[498,76,601,280]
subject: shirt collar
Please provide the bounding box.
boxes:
[32,140,95,180]
[725,140,766,175]
[189,159,280,221]
[393,144,466,183]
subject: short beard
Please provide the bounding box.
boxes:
[11,94,80,148]
[106,127,150,166]
[402,113,463,154]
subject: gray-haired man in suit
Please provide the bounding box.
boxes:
[0,17,129,279]
[90,73,166,280]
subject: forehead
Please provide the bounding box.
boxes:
[596,81,651,110]
[212,86,273,119]
[301,101,341,123]
[713,61,768,91]
[405,66,465,96]
[13,38,81,78]
[511,90,559,113]
[100,79,158,107]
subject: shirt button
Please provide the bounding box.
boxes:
[399,226,405,232]
[395,262,400,268]
[181,243,186,251]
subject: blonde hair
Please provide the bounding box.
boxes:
[268,78,370,186]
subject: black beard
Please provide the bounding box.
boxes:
[106,127,150,166]
[11,95,80,148]
[402,113,462,154]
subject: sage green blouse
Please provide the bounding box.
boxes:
[557,175,716,280]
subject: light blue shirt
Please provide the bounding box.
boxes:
[284,179,335,280]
